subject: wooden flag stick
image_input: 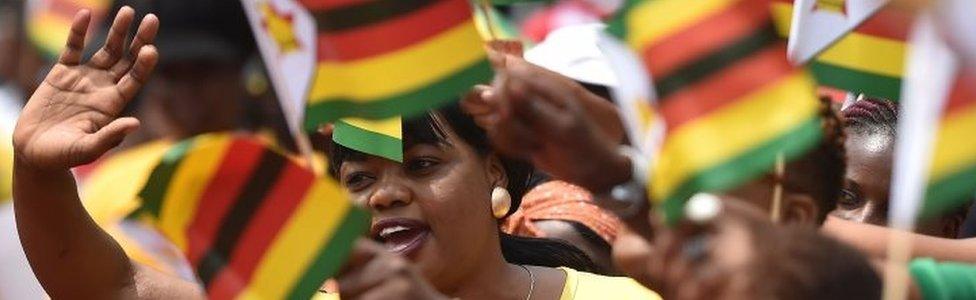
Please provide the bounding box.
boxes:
[478,0,497,40]
[770,152,785,223]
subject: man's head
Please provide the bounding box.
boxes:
[118,0,257,139]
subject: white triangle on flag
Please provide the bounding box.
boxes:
[786,0,890,64]
[240,0,317,137]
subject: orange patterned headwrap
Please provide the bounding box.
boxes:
[502,181,624,244]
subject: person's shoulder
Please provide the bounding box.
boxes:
[559,267,660,300]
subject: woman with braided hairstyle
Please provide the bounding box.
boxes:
[831,97,972,238]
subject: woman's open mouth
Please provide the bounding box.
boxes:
[371,218,431,258]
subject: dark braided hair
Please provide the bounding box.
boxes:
[842,97,898,136]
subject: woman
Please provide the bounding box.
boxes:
[12,8,657,299]
[832,97,970,238]
[330,105,657,299]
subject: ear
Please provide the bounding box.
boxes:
[782,194,819,225]
[484,153,509,189]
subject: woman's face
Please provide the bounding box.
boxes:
[832,132,892,226]
[833,131,960,238]
[336,120,505,289]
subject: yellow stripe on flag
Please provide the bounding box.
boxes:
[157,135,233,252]
[652,73,819,200]
[771,1,794,37]
[626,0,736,50]
[340,117,403,140]
[240,180,351,299]
[815,32,906,78]
[929,106,976,181]
[308,20,485,104]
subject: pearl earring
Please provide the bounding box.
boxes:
[490,186,511,219]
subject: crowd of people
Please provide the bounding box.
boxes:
[1,0,975,299]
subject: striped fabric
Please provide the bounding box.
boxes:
[25,0,110,58]
[609,0,822,224]
[134,134,368,300]
[771,0,913,100]
[922,71,976,219]
[301,0,493,128]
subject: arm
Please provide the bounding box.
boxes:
[12,8,201,298]
[824,216,976,264]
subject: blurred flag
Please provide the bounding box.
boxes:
[922,70,976,219]
[772,0,913,100]
[132,134,368,300]
[24,0,110,59]
[302,0,492,125]
[0,130,10,202]
[608,0,822,224]
[782,0,889,63]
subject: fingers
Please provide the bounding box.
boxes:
[76,117,140,164]
[111,13,160,80]
[338,240,411,298]
[116,45,159,100]
[58,9,92,66]
[89,6,135,69]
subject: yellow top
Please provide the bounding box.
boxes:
[559,267,661,300]
[0,131,12,202]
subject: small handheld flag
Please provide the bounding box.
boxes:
[133,134,369,300]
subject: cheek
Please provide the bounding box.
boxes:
[421,162,493,229]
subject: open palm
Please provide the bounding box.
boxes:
[13,7,159,170]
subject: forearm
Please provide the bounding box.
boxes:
[824,216,976,264]
[13,157,137,298]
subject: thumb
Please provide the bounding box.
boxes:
[76,117,140,164]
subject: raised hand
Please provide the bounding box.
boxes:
[12,7,159,170]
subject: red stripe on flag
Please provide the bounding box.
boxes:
[205,163,316,299]
[316,0,470,62]
[662,45,796,131]
[299,0,371,11]
[185,140,266,266]
[640,0,770,79]
[945,71,976,117]
[853,5,913,41]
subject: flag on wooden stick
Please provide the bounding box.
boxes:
[609,0,823,224]
[133,133,369,300]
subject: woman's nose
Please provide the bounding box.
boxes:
[366,177,412,211]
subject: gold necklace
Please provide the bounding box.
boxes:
[518,265,535,300]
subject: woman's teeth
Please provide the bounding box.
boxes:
[379,225,410,239]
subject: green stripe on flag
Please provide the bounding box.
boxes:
[921,165,976,220]
[304,59,492,129]
[287,208,370,300]
[659,117,823,225]
[333,119,404,162]
[136,140,197,219]
[810,61,902,100]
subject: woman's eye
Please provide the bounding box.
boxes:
[343,172,374,191]
[838,189,862,208]
[405,157,439,174]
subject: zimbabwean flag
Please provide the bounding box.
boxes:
[771,0,914,100]
[922,71,976,219]
[609,0,822,224]
[134,134,369,300]
[301,0,493,128]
